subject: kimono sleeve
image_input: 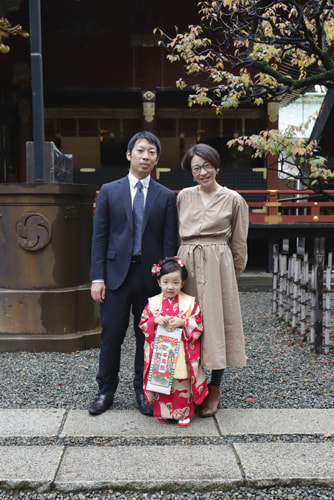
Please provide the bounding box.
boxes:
[139,303,156,342]
[183,302,203,341]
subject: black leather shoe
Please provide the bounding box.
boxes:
[88,394,113,415]
[136,393,153,416]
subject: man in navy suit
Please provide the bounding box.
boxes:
[89,131,177,415]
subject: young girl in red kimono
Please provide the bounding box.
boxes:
[139,257,208,427]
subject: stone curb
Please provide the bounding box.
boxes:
[1,443,334,493]
[1,408,333,439]
[0,409,333,492]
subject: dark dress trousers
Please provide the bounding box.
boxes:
[90,175,177,396]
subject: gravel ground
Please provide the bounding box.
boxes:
[1,292,333,411]
[0,488,333,500]
[1,292,333,499]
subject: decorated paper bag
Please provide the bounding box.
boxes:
[146,325,182,394]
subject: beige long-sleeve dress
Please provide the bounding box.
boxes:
[177,184,249,369]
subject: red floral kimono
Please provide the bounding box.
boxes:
[139,291,208,420]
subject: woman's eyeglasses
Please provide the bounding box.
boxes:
[191,162,213,174]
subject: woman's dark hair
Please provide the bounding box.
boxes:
[181,143,221,172]
[158,257,188,281]
[127,131,161,157]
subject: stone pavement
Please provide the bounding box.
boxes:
[0,408,334,493]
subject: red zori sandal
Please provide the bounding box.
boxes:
[177,417,191,427]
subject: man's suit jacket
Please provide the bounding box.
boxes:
[90,175,177,291]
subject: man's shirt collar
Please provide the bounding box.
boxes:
[128,172,150,189]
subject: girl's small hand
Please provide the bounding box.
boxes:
[168,317,185,328]
[154,316,170,327]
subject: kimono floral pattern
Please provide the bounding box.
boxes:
[139,292,208,420]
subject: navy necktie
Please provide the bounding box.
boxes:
[132,180,144,255]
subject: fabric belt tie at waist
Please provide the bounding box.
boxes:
[179,238,228,279]
[179,237,228,246]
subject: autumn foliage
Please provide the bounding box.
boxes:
[156,0,334,184]
[156,0,334,110]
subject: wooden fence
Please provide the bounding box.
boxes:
[272,238,333,354]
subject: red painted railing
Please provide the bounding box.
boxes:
[95,188,334,225]
[237,190,334,225]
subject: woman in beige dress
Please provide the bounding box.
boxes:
[177,143,249,417]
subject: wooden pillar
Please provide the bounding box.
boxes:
[266,102,279,190]
[29,0,46,182]
[142,90,158,179]
[141,90,156,133]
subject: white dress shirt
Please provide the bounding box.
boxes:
[128,171,150,207]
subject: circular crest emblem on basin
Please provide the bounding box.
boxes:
[15,212,51,251]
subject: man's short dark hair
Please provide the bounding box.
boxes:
[127,131,161,157]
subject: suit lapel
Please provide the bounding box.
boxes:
[143,179,159,232]
[118,177,133,229]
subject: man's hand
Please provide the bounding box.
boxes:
[91,282,106,303]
